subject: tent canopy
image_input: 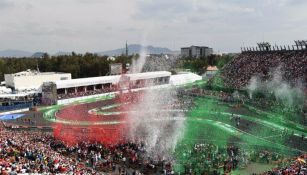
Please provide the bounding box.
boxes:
[55,71,171,89]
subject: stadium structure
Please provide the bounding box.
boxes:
[42,71,172,105]
[0,40,306,174]
[0,70,202,112]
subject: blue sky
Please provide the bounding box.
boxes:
[0,0,306,53]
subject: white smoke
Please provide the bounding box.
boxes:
[247,76,260,99]
[247,67,305,107]
[127,88,185,160]
[131,48,147,73]
[127,26,186,160]
[232,90,241,101]
[130,25,151,74]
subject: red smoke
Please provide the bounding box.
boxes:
[53,91,143,146]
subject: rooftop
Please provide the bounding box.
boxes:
[181,46,212,49]
[7,69,68,77]
[55,71,171,89]
[206,66,218,71]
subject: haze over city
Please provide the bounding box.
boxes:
[0,0,307,53]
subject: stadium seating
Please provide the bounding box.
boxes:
[219,51,307,89]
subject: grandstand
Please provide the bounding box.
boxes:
[216,41,307,90]
[42,71,171,105]
[41,71,202,105]
[0,94,35,112]
[241,40,307,52]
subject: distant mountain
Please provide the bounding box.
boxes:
[97,44,178,56]
[32,52,47,58]
[0,46,179,58]
[0,49,33,58]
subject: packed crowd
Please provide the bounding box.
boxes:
[259,154,307,175]
[0,97,34,112]
[1,125,306,175]
[0,130,95,174]
[180,88,235,100]
[0,128,175,174]
[221,51,307,89]
[175,143,241,174]
[174,142,293,175]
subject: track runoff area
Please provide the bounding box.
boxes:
[40,81,306,173]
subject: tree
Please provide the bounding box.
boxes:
[0,53,134,81]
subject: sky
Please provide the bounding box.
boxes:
[0,0,306,53]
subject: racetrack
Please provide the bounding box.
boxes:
[41,93,307,154]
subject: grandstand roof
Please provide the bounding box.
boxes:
[126,71,171,81]
[170,72,202,86]
[0,93,29,98]
[55,75,120,89]
[55,71,171,89]
[7,69,68,77]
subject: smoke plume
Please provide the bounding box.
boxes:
[127,89,185,160]
[247,67,305,107]
[127,29,186,160]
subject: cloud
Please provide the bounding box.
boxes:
[0,0,306,53]
[134,0,194,21]
[134,0,257,22]
[0,0,14,10]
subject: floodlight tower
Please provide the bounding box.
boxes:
[294,40,307,50]
[257,42,271,51]
[302,40,307,50]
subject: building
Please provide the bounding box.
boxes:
[181,46,213,58]
[4,69,71,92]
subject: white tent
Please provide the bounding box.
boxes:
[55,75,120,89]
[126,71,171,81]
[170,72,202,86]
[0,86,12,94]
[55,71,171,89]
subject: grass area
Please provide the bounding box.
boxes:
[174,97,305,173]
